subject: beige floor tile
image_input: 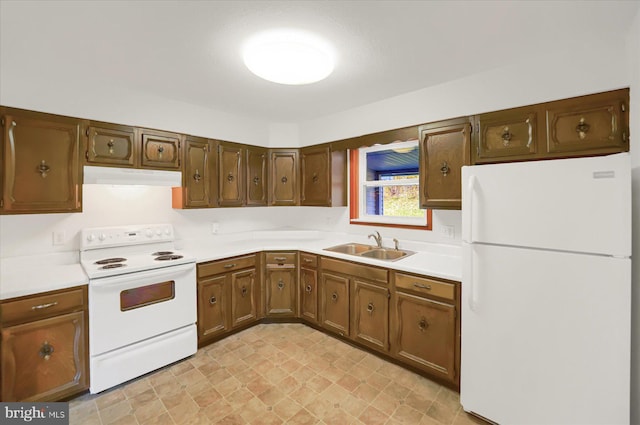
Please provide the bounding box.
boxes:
[68,324,467,425]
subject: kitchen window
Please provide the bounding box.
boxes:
[350,141,431,229]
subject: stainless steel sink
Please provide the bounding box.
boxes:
[323,243,414,261]
[359,248,413,261]
[324,243,375,255]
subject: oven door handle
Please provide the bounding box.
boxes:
[88,262,196,288]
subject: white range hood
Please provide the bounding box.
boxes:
[83,166,182,186]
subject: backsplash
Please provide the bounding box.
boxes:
[0,185,461,258]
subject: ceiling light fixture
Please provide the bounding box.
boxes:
[242,29,335,85]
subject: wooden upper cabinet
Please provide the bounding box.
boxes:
[1,109,83,213]
[419,119,471,210]
[218,142,245,207]
[301,146,330,206]
[474,107,538,163]
[545,89,629,156]
[86,122,137,167]
[246,146,268,206]
[140,128,181,170]
[269,149,299,206]
[179,136,215,208]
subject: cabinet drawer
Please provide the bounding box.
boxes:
[265,252,297,265]
[300,253,318,268]
[1,287,86,325]
[198,255,256,278]
[395,273,455,301]
[320,257,387,285]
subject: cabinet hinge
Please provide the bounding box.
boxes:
[85,151,89,160]
[0,199,3,208]
[85,127,90,137]
[623,132,627,143]
[469,123,472,134]
[387,290,391,299]
[1,118,5,127]
[621,103,626,112]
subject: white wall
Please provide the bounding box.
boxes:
[626,4,640,423]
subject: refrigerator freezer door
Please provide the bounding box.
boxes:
[461,243,631,425]
[461,153,631,257]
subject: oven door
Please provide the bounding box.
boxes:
[89,262,196,356]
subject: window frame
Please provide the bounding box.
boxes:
[349,145,432,231]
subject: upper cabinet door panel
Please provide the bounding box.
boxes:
[419,121,470,210]
[475,108,538,163]
[246,147,267,206]
[218,143,244,207]
[86,124,137,167]
[183,137,212,208]
[546,90,629,155]
[301,147,330,206]
[270,150,299,206]
[2,113,82,213]
[140,129,181,170]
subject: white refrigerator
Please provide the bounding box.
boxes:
[460,153,631,424]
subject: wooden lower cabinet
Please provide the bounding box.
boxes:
[320,272,350,336]
[299,262,318,323]
[1,286,88,402]
[197,255,259,346]
[265,268,297,316]
[393,290,458,385]
[351,279,390,352]
[197,275,228,339]
[231,268,258,327]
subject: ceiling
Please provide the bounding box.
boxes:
[0,1,638,123]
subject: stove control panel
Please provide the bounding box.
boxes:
[80,224,174,250]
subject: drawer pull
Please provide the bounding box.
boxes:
[37,160,51,178]
[576,117,590,139]
[367,302,375,315]
[107,139,115,155]
[241,286,248,297]
[413,283,432,290]
[223,263,236,269]
[209,296,217,305]
[31,301,58,310]
[331,292,338,302]
[277,280,285,290]
[501,127,513,146]
[39,341,54,360]
[273,257,287,262]
[418,318,429,332]
[440,161,450,177]
[305,285,312,293]
[303,258,313,263]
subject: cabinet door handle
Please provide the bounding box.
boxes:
[501,127,513,146]
[440,161,450,176]
[209,296,217,305]
[107,139,115,155]
[576,117,590,139]
[413,283,432,290]
[312,173,319,183]
[305,285,312,293]
[277,280,285,290]
[227,173,234,182]
[331,292,338,302]
[367,302,375,315]
[31,301,58,310]
[193,169,201,182]
[281,176,288,184]
[241,286,248,297]
[39,341,54,360]
[37,160,51,178]
[223,263,236,269]
[253,176,260,185]
[418,318,429,332]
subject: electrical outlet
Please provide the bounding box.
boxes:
[53,231,66,245]
[442,225,455,239]
[211,222,220,234]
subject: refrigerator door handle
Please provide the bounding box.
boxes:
[465,243,478,312]
[464,175,477,243]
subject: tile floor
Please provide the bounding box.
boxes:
[69,323,485,425]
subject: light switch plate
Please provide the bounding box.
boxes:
[442,225,455,239]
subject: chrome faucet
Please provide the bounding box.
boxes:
[368,231,383,248]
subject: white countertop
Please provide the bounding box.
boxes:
[0,230,461,300]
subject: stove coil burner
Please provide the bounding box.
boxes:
[154,255,184,261]
[94,258,127,265]
[152,251,174,256]
[100,263,127,270]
